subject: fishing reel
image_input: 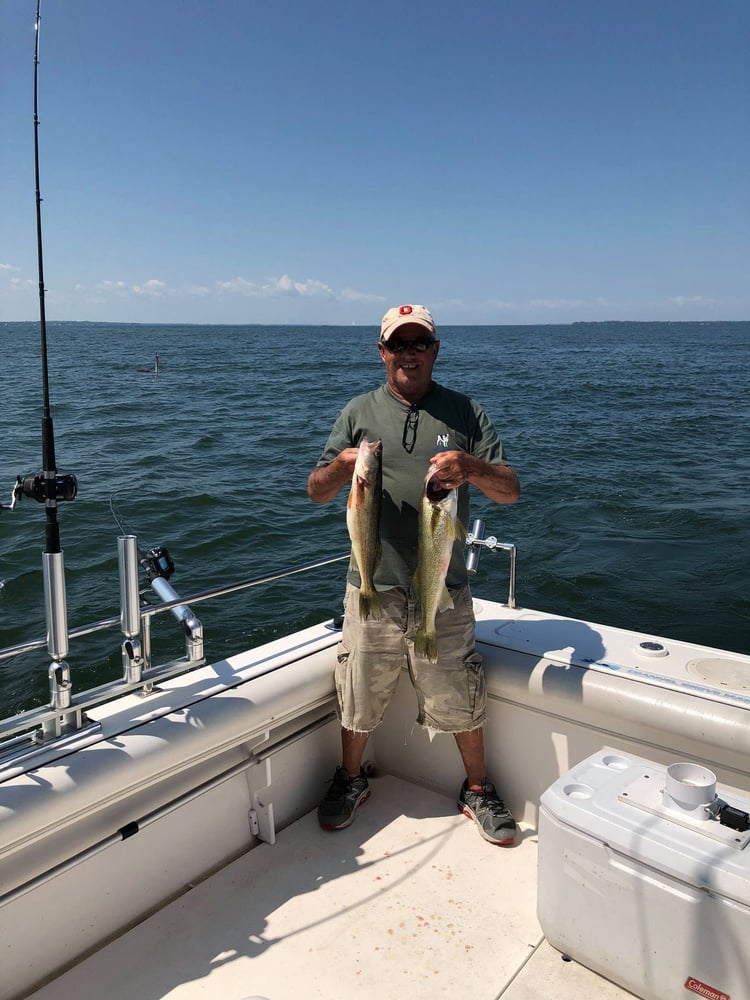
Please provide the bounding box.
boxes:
[18,472,78,503]
[139,545,175,582]
[1,472,77,511]
[108,497,176,584]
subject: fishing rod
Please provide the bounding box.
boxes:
[2,2,77,521]
[1,2,78,710]
[31,0,77,532]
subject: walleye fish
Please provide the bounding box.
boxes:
[413,467,465,662]
[346,437,383,620]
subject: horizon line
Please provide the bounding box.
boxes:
[2,317,748,328]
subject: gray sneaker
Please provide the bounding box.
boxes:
[318,766,370,830]
[459,778,517,846]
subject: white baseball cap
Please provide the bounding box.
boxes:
[380,304,436,342]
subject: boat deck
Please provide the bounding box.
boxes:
[28,775,635,1000]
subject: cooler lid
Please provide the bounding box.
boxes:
[540,749,750,904]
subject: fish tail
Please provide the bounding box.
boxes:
[415,629,438,663]
[359,588,381,621]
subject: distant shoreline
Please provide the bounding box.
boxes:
[2,318,748,330]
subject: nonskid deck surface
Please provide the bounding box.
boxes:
[29,776,634,1000]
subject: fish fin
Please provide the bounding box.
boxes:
[415,629,438,663]
[454,518,467,542]
[347,479,366,510]
[437,583,454,614]
[359,589,381,621]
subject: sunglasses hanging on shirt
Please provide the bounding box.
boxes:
[402,407,419,453]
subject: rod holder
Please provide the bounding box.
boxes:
[48,661,72,711]
[118,535,141,639]
[465,519,485,575]
[43,551,69,661]
[663,762,717,819]
[150,576,204,662]
[464,527,517,609]
[122,638,144,685]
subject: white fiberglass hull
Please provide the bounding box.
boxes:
[1,597,748,999]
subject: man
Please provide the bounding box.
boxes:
[307,304,521,845]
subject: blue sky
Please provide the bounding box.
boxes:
[1,0,748,325]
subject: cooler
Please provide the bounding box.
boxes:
[537,750,750,1000]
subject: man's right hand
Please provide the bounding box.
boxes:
[307,448,359,503]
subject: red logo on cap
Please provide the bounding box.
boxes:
[399,305,413,315]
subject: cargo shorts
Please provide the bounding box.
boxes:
[334,582,487,734]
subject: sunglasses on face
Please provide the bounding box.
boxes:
[382,337,437,354]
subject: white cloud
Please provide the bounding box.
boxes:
[132,279,167,297]
[216,273,378,303]
[1,267,384,317]
[1,275,34,293]
[339,287,386,303]
[529,298,586,310]
[438,296,610,314]
[668,295,713,307]
[260,275,335,298]
[217,276,259,295]
[0,263,31,297]
[483,298,517,311]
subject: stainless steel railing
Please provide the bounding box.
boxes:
[0,529,516,754]
[0,543,350,751]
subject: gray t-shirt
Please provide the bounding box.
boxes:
[316,382,507,590]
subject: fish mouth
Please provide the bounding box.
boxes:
[425,475,452,503]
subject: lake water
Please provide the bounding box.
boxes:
[1,319,748,716]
